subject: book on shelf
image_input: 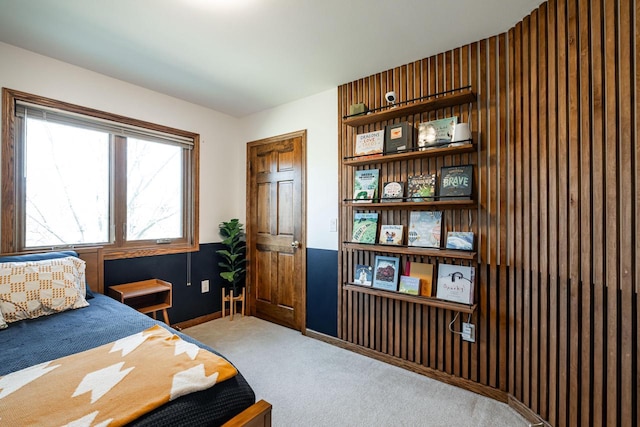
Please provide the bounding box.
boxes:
[407,173,437,202]
[381,181,404,202]
[407,211,442,248]
[353,169,380,203]
[439,165,473,200]
[378,224,404,245]
[351,213,379,244]
[384,121,412,153]
[354,129,385,158]
[445,231,474,251]
[405,261,435,297]
[417,116,458,149]
[436,263,475,304]
[372,255,400,291]
[354,264,373,286]
[398,275,420,295]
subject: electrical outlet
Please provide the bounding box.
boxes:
[329,218,337,232]
[462,322,475,342]
[201,279,209,293]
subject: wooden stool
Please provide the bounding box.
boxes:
[222,287,245,320]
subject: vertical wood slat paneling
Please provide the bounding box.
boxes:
[567,1,580,425]
[546,1,560,423]
[522,14,533,410]
[506,27,517,399]
[513,17,525,404]
[536,3,550,419]
[618,3,634,427]
[469,43,480,385]
[336,1,638,425]
[635,3,640,427]
[556,2,569,425]
[604,0,619,426]
[577,0,592,425]
[497,31,509,394]
[529,9,540,415]
[487,36,500,390]
[478,38,489,388]
[590,1,606,425]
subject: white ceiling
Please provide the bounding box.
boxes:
[0,0,542,117]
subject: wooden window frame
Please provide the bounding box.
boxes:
[1,88,200,259]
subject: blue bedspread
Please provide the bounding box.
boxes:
[0,294,255,426]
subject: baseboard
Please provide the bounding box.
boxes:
[305,329,507,403]
[173,311,222,330]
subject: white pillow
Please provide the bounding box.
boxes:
[0,256,89,324]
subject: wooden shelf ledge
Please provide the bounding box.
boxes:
[343,143,476,166]
[343,242,477,260]
[343,90,476,127]
[345,199,475,210]
[343,283,476,314]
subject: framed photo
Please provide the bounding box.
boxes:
[436,263,475,304]
[445,231,474,251]
[354,264,373,286]
[381,181,404,202]
[407,211,442,248]
[354,129,384,158]
[384,121,412,153]
[378,224,404,245]
[417,116,458,149]
[439,165,473,200]
[398,275,420,295]
[372,255,400,291]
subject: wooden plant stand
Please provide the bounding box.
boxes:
[222,287,245,320]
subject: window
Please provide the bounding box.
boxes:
[2,89,199,259]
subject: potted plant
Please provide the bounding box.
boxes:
[217,219,246,318]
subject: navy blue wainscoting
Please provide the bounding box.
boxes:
[104,243,225,324]
[306,248,338,337]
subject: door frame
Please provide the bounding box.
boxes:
[245,129,307,333]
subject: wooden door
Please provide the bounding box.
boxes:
[246,130,306,332]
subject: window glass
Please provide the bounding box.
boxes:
[126,138,183,240]
[24,118,110,247]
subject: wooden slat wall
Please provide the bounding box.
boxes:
[337,1,638,426]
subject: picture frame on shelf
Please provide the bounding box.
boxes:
[398,275,420,295]
[354,129,385,158]
[417,116,457,149]
[438,165,473,200]
[405,261,435,297]
[354,264,373,286]
[353,169,380,203]
[384,121,412,153]
[381,181,404,202]
[372,255,400,291]
[407,173,437,202]
[436,263,475,304]
[351,212,379,244]
[378,224,404,245]
[407,211,442,248]
[445,231,474,251]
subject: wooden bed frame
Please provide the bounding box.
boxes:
[3,247,272,427]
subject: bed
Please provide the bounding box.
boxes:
[0,248,271,427]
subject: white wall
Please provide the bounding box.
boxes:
[240,88,339,251]
[0,42,243,243]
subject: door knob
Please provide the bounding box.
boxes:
[291,240,300,248]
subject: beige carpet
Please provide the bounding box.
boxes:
[184,316,528,427]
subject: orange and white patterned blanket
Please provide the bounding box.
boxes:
[0,325,237,426]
